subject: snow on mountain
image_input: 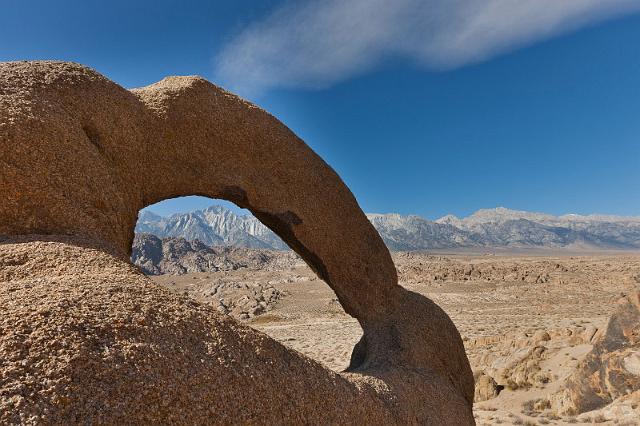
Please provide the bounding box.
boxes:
[435,207,640,250]
[366,213,479,250]
[135,206,288,250]
[135,205,640,251]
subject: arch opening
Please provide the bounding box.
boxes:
[132,195,364,371]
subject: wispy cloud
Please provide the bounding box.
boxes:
[215,0,640,95]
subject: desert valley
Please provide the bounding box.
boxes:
[133,206,640,425]
[4,8,640,418]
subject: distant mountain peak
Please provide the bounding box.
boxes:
[135,204,288,250]
[435,214,461,224]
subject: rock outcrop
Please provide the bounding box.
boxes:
[552,291,640,415]
[0,61,474,424]
[473,372,501,402]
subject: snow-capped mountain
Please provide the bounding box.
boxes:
[366,213,481,250]
[433,207,640,249]
[135,205,640,251]
[136,206,288,250]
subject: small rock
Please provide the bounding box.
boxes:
[474,372,501,402]
[533,330,551,343]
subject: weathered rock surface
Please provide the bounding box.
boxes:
[552,291,640,415]
[473,372,501,402]
[0,238,396,424]
[488,345,550,391]
[0,61,474,424]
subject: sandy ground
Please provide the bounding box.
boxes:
[150,253,640,425]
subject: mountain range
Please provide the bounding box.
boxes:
[135,206,640,251]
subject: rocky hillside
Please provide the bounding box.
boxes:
[136,205,640,251]
[132,233,302,275]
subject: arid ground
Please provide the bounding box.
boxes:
[150,252,640,425]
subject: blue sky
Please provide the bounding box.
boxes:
[2,0,639,219]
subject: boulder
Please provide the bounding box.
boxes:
[552,291,640,415]
[533,330,551,343]
[474,372,501,402]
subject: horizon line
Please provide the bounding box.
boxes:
[142,203,640,221]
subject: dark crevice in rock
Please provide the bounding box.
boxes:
[82,124,103,152]
[218,187,328,288]
[220,186,249,209]
[348,335,367,370]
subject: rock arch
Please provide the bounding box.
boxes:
[0,61,474,424]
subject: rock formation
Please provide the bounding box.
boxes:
[0,61,474,424]
[473,372,501,402]
[552,291,640,415]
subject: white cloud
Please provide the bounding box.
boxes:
[215,0,640,95]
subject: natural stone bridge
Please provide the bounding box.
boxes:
[0,61,474,424]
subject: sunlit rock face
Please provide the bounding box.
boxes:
[0,61,473,425]
[552,291,640,416]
